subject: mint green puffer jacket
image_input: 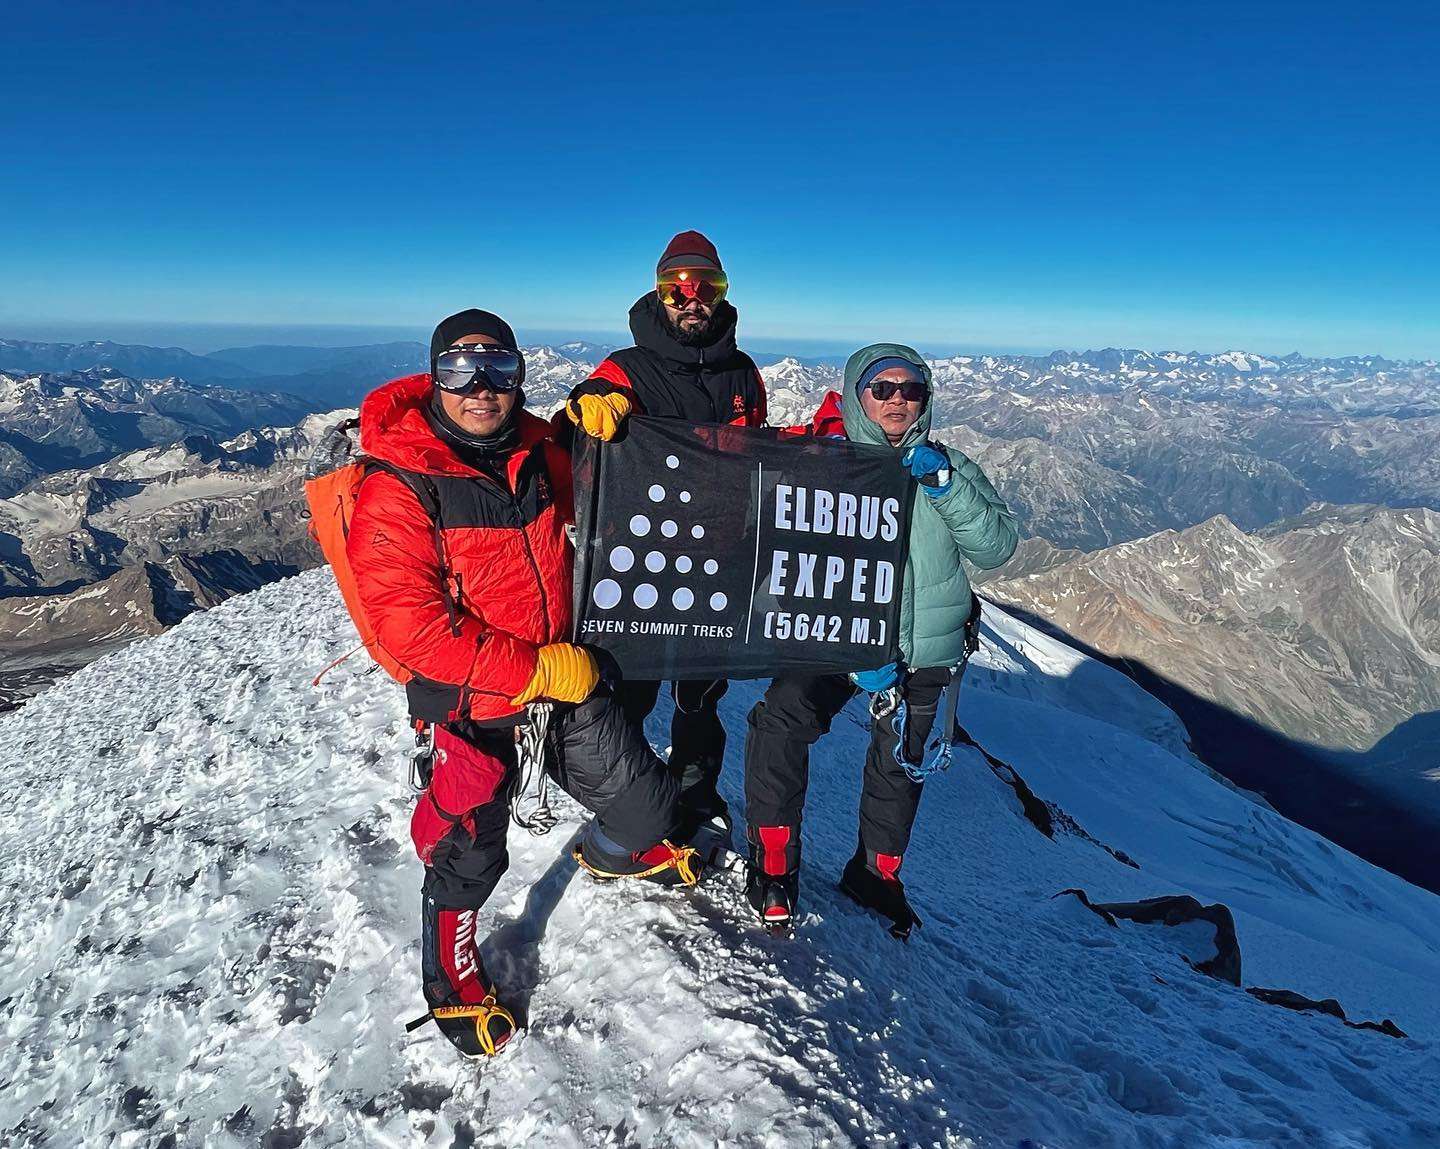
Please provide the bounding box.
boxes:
[805,343,1018,669]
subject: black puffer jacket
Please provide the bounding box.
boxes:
[573,293,767,427]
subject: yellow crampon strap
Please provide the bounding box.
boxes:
[662,842,702,886]
[404,994,516,1056]
[572,840,702,886]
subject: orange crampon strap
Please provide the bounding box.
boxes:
[404,993,516,1056]
[572,840,702,886]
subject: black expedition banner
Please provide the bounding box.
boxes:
[573,416,911,680]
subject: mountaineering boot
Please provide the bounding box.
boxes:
[745,825,800,934]
[410,899,516,1058]
[671,730,733,844]
[839,847,921,941]
[573,824,702,886]
[677,777,733,842]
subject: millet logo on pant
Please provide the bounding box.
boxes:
[452,909,477,982]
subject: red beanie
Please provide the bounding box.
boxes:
[657,230,722,275]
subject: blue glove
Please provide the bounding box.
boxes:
[902,444,952,495]
[850,662,900,692]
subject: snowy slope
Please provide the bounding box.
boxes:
[2,573,1438,1148]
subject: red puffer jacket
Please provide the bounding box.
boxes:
[347,374,574,725]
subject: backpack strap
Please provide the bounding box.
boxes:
[362,461,463,639]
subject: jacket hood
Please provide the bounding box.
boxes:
[840,343,933,451]
[806,390,847,438]
[359,373,550,479]
[628,292,741,368]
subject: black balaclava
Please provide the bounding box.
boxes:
[426,308,525,456]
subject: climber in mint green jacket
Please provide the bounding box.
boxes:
[742,342,1018,940]
[825,342,1017,666]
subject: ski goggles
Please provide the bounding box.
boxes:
[867,375,928,403]
[656,268,728,309]
[432,346,525,394]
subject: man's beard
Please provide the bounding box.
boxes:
[661,307,717,347]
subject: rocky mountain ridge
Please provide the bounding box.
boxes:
[981,504,1440,884]
[0,338,256,381]
[988,505,1440,756]
[0,367,315,497]
[0,550,293,709]
[0,411,340,591]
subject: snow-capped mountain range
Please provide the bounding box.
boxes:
[0,412,338,707]
[760,353,1440,552]
[761,346,1440,418]
[2,575,1435,1146]
[0,368,313,497]
[1,336,1435,897]
[925,348,1440,417]
[0,412,338,591]
[930,386,1439,549]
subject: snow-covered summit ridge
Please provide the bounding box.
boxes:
[2,572,1436,1146]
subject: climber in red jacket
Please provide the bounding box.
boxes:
[347,309,700,1058]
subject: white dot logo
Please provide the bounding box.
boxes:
[680,491,692,503]
[629,514,651,537]
[704,559,719,575]
[609,546,635,572]
[675,556,693,574]
[691,525,705,540]
[593,579,621,609]
[665,455,680,469]
[709,592,728,611]
[648,484,666,502]
[645,550,666,573]
[661,520,678,538]
[672,588,694,610]
[634,584,658,609]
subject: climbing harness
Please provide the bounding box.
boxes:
[883,592,986,783]
[890,659,967,782]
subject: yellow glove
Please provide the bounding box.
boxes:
[510,643,600,706]
[566,392,632,441]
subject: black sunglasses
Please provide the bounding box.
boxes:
[867,376,928,402]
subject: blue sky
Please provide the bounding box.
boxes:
[4,2,1438,358]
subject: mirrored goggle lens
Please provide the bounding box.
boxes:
[433,348,523,393]
[868,377,928,402]
[657,269,728,308]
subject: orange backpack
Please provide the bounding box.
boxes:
[304,417,456,685]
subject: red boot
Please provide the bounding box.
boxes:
[745,825,801,933]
